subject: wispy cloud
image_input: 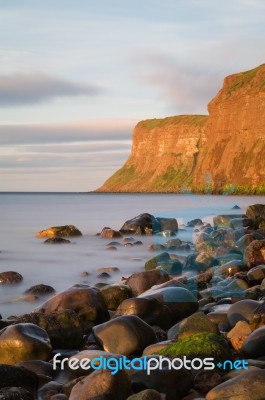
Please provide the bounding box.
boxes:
[0,72,102,107]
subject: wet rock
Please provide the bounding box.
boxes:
[195,233,216,254]
[194,370,222,394]
[246,239,265,267]
[187,218,203,227]
[44,237,71,244]
[0,323,52,364]
[0,388,34,400]
[106,246,117,251]
[130,361,192,400]
[205,369,265,400]
[16,310,83,349]
[113,297,172,330]
[36,284,109,325]
[230,218,254,229]
[25,284,55,295]
[126,270,170,296]
[100,228,122,238]
[143,340,172,356]
[127,389,162,400]
[247,265,265,283]
[139,286,198,323]
[0,364,38,393]
[227,299,260,327]
[164,238,182,248]
[227,321,252,351]
[16,360,57,383]
[0,271,23,284]
[177,312,219,340]
[96,272,111,279]
[249,301,265,329]
[69,369,131,400]
[36,225,82,238]
[157,217,178,232]
[242,325,265,358]
[93,315,156,356]
[156,260,182,275]
[213,214,246,227]
[38,381,62,400]
[145,252,171,270]
[120,213,159,235]
[246,203,265,228]
[148,243,166,251]
[100,284,132,310]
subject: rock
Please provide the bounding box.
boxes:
[242,325,265,358]
[93,315,156,356]
[227,299,260,327]
[246,239,265,267]
[50,395,68,400]
[194,370,222,394]
[36,284,109,325]
[229,218,254,229]
[195,233,216,254]
[156,230,176,237]
[249,301,265,329]
[16,310,83,349]
[156,260,182,275]
[246,204,265,228]
[213,215,246,227]
[125,270,170,296]
[205,369,265,400]
[187,218,203,227]
[149,243,166,251]
[38,381,63,400]
[0,323,52,364]
[157,217,178,232]
[130,361,193,400]
[142,340,172,356]
[113,297,172,330]
[0,388,34,400]
[232,205,241,209]
[227,321,252,351]
[36,225,82,238]
[100,284,132,310]
[127,389,162,400]
[145,252,171,270]
[100,228,122,238]
[0,271,23,284]
[16,359,57,383]
[97,267,120,273]
[44,237,71,244]
[69,369,131,400]
[0,364,38,393]
[177,312,219,340]
[96,272,111,279]
[164,238,182,248]
[25,284,55,295]
[159,333,232,362]
[139,286,198,323]
[247,265,265,283]
[120,213,159,235]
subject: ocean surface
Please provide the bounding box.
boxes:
[1,192,265,318]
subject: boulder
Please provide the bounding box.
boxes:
[213,215,246,227]
[205,369,265,400]
[36,284,109,325]
[194,370,222,395]
[120,213,159,235]
[145,252,171,270]
[249,300,265,329]
[125,270,170,296]
[100,228,122,238]
[0,323,52,364]
[93,315,156,356]
[69,369,131,400]
[227,321,252,351]
[44,237,71,244]
[25,284,55,295]
[247,265,265,283]
[113,297,172,330]
[100,284,132,310]
[156,260,182,275]
[0,388,34,400]
[36,225,82,238]
[246,204,265,228]
[0,271,23,284]
[242,325,265,358]
[227,299,260,327]
[177,312,219,340]
[0,364,38,393]
[246,239,265,267]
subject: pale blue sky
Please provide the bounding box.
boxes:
[1,0,265,191]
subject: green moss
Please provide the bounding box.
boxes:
[158,333,230,362]
[138,115,208,130]
[227,64,265,94]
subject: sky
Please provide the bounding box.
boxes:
[0,0,265,192]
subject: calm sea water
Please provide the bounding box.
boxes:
[0,193,264,318]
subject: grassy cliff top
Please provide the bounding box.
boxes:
[227,63,265,94]
[137,114,208,130]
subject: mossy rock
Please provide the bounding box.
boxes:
[145,252,171,270]
[156,260,182,275]
[158,333,232,362]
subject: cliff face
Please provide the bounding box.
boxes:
[97,64,265,193]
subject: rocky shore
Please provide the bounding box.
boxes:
[1,204,265,399]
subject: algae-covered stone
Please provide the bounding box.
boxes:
[145,252,171,270]
[158,333,231,362]
[0,323,52,364]
[36,225,82,238]
[100,284,132,310]
[177,312,219,339]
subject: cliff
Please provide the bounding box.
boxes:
[97,64,265,193]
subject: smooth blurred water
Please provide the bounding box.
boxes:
[0,192,264,318]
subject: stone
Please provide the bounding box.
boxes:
[157,217,178,232]
[36,225,82,238]
[36,284,109,325]
[195,233,216,254]
[247,265,265,283]
[38,381,63,400]
[0,364,38,393]
[227,299,260,327]
[229,218,254,229]
[0,323,52,364]
[142,340,172,356]
[194,370,222,394]
[127,389,162,400]
[246,204,265,228]
[187,218,203,227]
[69,369,131,400]
[0,271,23,284]
[145,252,171,270]
[242,325,265,357]
[177,312,219,340]
[113,297,172,330]
[120,213,160,235]
[227,321,252,351]
[125,270,170,296]
[100,228,122,238]
[139,286,198,323]
[156,260,182,275]
[249,300,265,329]
[100,284,132,310]
[25,284,55,295]
[93,315,156,356]
[164,238,182,248]
[213,215,246,227]
[149,243,166,251]
[0,388,34,400]
[246,239,265,267]
[44,237,71,244]
[205,369,265,400]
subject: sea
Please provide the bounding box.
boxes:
[1,192,265,318]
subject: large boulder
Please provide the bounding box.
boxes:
[36,284,109,325]
[242,325,265,358]
[0,323,52,364]
[246,240,265,267]
[126,270,170,296]
[246,204,265,228]
[145,252,171,271]
[69,369,131,400]
[120,213,178,235]
[177,312,219,340]
[0,364,38,393]
[100,284,132,310]
[227,299,260,327]
[93,315,156,356]
[36,225,82,238]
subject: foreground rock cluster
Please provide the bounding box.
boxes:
[1,204,265,399]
